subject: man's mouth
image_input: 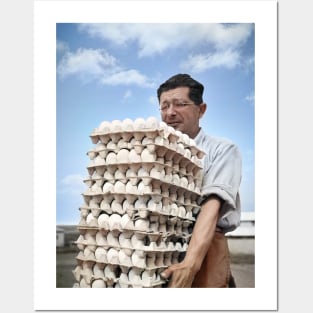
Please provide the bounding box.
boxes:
[168,122,180,128]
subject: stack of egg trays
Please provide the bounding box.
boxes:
[72,118,205,288]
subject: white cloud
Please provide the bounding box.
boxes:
[57,47,153,87]
[79,23,254,57]
[181,49,240,73]
[56,40,69,54]
[123,89,132,100]
[57,48,117,80]
[59,174,85,195]
[100,69,154,87]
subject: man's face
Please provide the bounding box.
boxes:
[159,86,206,139]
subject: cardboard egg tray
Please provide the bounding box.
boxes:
[73,117,204,288]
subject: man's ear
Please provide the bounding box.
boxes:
[199,103,207,119]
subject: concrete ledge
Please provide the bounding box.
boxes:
[228,237,255,256]
[226,212,255,257]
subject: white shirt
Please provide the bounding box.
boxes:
[195,128,242,233]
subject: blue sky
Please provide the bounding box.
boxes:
[56,23,255,225]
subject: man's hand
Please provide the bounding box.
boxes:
[160,260,197,288]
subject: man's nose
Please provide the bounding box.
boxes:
[166,104,177,115]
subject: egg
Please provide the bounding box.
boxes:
[118,249,132,266]
[142,270,156,284]
[95,247,108,262]
[96,231,108,246]
[116,148,129,163]
[98,120,111,133]
[141,148,156,162]
[102,182,114,193]
[104,264,117,280]
[131,252,146,268]
[146,116,159,129]
[97,213,109,229]
[100,200,112,214]
[128,268,142,284]
[122,118,134,131]
[134,218,149,232]
[106,152,117,164]
[120,213,134,230]
[106,248,119,264]
[134,117,146,130]
[86,213,98,227]
[129,148,141,163]
[108,213,122,231]
[113,181,126,194]
[93,263,105,278]
[92,279,106,288]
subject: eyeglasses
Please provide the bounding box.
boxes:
[159,101,194,113]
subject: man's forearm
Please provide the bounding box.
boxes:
[183,195,221,273]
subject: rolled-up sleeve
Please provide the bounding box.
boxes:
[195,130,242,232]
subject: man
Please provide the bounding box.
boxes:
[157,74,242,287]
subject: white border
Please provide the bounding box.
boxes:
[34,0,277,310]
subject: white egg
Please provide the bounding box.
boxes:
[93,263,105,277]
[108,213,121,231]
[107,140,117,150]
[103,170,114,181]
[128,268,142,284]
[117,138,128,149]
[118,249,132,266]
[104,264,117,280]
[102,181,114,193]
[119,272,129,284]
[141,270,156,283]
[92,279,106,288]
[86,213,98,227]
[100,199,112,214]
[116,148,129,163]
[113,181,126,193]
[111,119,122,132]
[106,248,119,264]
[142,136,154,145]
[134,218,149,232]
[106,152,117,164]
[94,155,105,165]
[95,246,108,262]
[134,117,146,130]
[128,149,141,163]
[97,213,110,229]
[131,252,146,269]
[120,213,134,230]
[98,121,111,133]
[122,118,134,131]
[141,148,156,162]
[137,178,152,194]
[130,233,144,249]
[96,231,108,246]
[85,232,96,246]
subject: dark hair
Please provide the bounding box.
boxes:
[157,73,204,105]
